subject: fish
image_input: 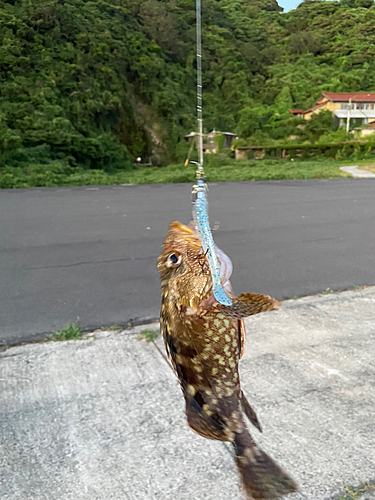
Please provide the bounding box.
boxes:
[157,221,298,500]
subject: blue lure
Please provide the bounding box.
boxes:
[192,179,232,306]
[191,0,231,306]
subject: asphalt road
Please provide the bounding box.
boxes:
[1,178,374,345]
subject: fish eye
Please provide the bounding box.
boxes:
[166,253,182,268]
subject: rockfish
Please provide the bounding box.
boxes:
[157,221,298,500]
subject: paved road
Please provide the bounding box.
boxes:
[1,178,375,345]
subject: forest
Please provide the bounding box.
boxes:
[1,0,375,174]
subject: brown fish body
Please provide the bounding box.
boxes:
[158,222,298,500]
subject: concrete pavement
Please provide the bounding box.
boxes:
[340,165,375,178]
[1,287,375,500]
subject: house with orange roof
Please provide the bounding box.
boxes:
[290,92,375,129]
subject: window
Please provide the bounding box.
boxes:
[341,103,349,109]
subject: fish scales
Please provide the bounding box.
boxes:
[158,221,298,500]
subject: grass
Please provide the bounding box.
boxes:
[0,157,353,189]
[136,329,159,342]
[50,322,84,341]
[338,482,375,500]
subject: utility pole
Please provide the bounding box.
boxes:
[346,98,352,134]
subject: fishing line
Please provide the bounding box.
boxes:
[191,0,232,307]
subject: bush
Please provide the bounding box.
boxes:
[0,162,73,188]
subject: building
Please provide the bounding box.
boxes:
[354,121,375,138]
[185,130,238,153]
[289,109,304,118]
[290,92,375,128]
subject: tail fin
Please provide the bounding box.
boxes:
[233,431,298,500]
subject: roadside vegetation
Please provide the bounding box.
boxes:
[136,330,159,343]
[338,482,375,500]
[50,323,84,342]
[0,157,353,188]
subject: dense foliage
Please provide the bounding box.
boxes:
[1,0,375,173]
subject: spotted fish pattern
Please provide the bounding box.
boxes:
[158,221,298,500]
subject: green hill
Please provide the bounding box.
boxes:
[1,0,375,172]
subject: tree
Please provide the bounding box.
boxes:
[1,0,375,172]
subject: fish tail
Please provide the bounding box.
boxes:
[233,431,298,500]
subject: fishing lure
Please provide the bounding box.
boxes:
[190,0,232,307]
[192,177,232,306]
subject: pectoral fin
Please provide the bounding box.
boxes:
[218,293,280,319]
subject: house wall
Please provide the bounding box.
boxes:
[304,106,322,120]
[304,109,319,120]
[360,128,375,137]
[235,148,248,160]
[304,100,335,120]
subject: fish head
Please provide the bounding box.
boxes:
[157,221,233,310]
